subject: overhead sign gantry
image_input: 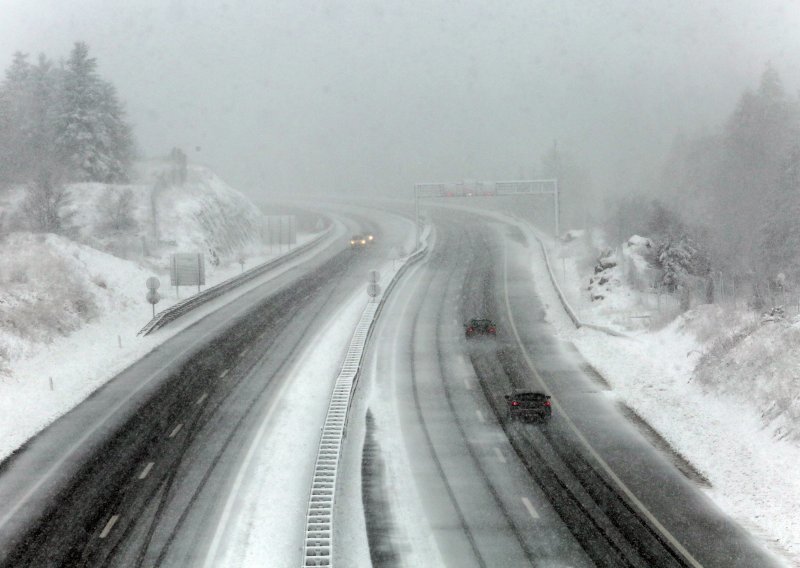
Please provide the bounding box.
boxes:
[413,179,560,245]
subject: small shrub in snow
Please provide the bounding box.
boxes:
[21,170,73,234]
[99,188,137,233]
[697,321,760,368]
[761,305,786,322]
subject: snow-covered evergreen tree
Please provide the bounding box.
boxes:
[27,54,60,169]
[56,42,133,183]
[0,52,33,184]
[713,65,799,272]
[758,144,800,279]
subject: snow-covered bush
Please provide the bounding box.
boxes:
[588,248,619,301]
[21,170,73,234]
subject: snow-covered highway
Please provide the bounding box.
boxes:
[0,203,788,568]
[336,207,784,568]
[0,207,414,567]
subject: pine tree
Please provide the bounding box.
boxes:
[28,54,60,168]
[715,65,799,272]
[758,144,800,279]
[56,42,133,182]
[0,52,32,183]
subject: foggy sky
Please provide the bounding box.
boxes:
[2,0,799,199]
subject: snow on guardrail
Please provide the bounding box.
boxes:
[301,231,430,568]
[138,223,334,336]
[532,233,628,338]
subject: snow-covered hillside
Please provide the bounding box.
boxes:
[540,227,800,563]
[0,162,268,361]
[0,163,321,460]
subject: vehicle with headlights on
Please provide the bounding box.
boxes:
[350,235,367,249]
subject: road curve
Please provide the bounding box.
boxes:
[338,207,782,568]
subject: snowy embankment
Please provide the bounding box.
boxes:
[0,164,317,462]
[534,227,800,566]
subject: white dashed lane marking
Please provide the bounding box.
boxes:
[493,447,507,463]
[99,514,119,539]
[475,410,486,423]
[196,393,208,405]
[138,462,154,480]
[168,423,183,438]
[219,369,229,378]
[521,497,540,520]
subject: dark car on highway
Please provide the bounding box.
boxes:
[464,318,496,337]
[505,391,552,423]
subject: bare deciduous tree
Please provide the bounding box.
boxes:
[21,169,72,233]
[100,188,137,232]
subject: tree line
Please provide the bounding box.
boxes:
[0,42,136,232]
[0,41,135,187]
[605,65,800,306]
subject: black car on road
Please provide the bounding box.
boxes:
[505,391,552,423]
[464,318,496,337]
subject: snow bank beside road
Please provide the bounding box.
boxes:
[0,231,318,463]
[530,227,800,565]
[0,164,322,462]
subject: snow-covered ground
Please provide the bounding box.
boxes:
[208,221,420,567]
[529,226,800,566]
[0,164,321,462]
[206,287,369,568]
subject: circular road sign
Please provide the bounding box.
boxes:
[146,290,161,305]
[368,269,380,283]
[367,283,381,298]
[146,277,161,290]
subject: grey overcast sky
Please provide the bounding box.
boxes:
[2,0,800,198]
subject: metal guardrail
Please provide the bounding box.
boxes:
[534,235,628,338]
[138,224,334,336]
[301,237,430,568]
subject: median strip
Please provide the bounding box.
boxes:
[301,235,430,568]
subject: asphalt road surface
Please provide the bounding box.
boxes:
[0,208,410,567]
[343,207,781,568]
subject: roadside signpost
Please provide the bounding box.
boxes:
[367,283,381,301]
[367,269,381,302]
[170,253,206,297]
[146,277,161,317]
